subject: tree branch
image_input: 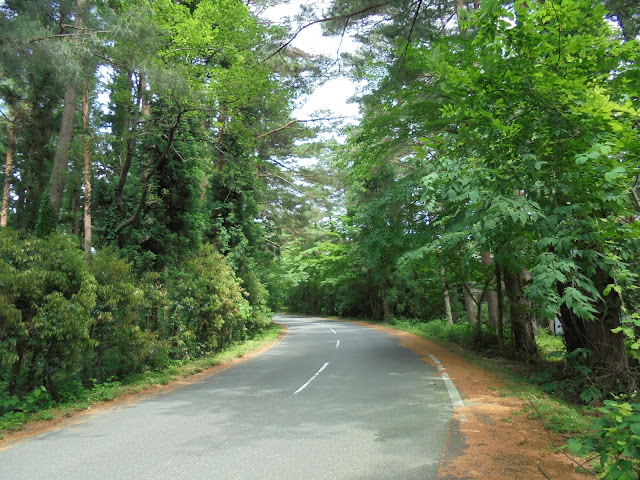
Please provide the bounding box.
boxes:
[25,30,114,44]
[402,0,423,57]
[263,3,389,61]
[256,116,352,138]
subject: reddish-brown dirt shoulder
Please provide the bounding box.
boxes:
[345,320,589,480]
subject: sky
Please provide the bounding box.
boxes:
[262,1,362,123]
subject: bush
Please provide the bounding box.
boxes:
[566,394,640,480]
[168,244,253,356]
[87,249,161,382]
[0,230,96,400]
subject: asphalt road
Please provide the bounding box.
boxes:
[0,315,455,480]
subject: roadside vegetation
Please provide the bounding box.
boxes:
[0,322,282,440]
[2,1,639,479]
[0,0,312,444]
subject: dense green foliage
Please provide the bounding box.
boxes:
[2,0,640,474]
[567,395,640,480]
[266,1,640,477]
[275,0,640,393]
[0,0,315,424]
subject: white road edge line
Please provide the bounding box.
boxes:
[294,362,330,395]
[428,354,464,409]
[336,340,340,349]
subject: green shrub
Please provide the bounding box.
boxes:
[566,394,640,480]
[0,230,96,400]
[87,249,161,382]
[168,244,253,356]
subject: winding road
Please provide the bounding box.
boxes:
[0,315,457,479]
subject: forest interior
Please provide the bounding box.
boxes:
[1,0,640,479]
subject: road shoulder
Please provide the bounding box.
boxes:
[333,319,590,480]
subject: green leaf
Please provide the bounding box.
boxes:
[604,166,626,183]
[599,145,612,155]
[567,438,583,455]
[534,161,547,170]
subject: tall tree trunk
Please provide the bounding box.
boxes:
[47,0,87,218]
[22,90,54,231]
[82,78,92,259]
[8,342,24,396]
[450,285,460,322]
[441,267,454,324]
[115,72,144,209]
[503,269,539,357]
[1,110,16,227]
[200,119,208,206]
[49,82,79,217]
[557,267,633,392]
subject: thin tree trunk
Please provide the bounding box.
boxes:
[1,111,16,227]
[216,109,227,173]
[70,191,81,236]
[82,78,92,259]
[441,267,454,324]
[48,0,86,218]
[495,263,505,353]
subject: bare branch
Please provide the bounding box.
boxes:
[263,3,389,61]
[537,461,552,480]
[257,120,301,138]
[256,116,352,138]
[402,0,423,57]
[258,170,319,203]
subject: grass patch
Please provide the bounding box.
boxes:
[536,327,566,361]
[0,323,282,438]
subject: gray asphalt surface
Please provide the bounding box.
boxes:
[0,315,454,480]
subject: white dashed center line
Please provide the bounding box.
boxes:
[294,362,330,395]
